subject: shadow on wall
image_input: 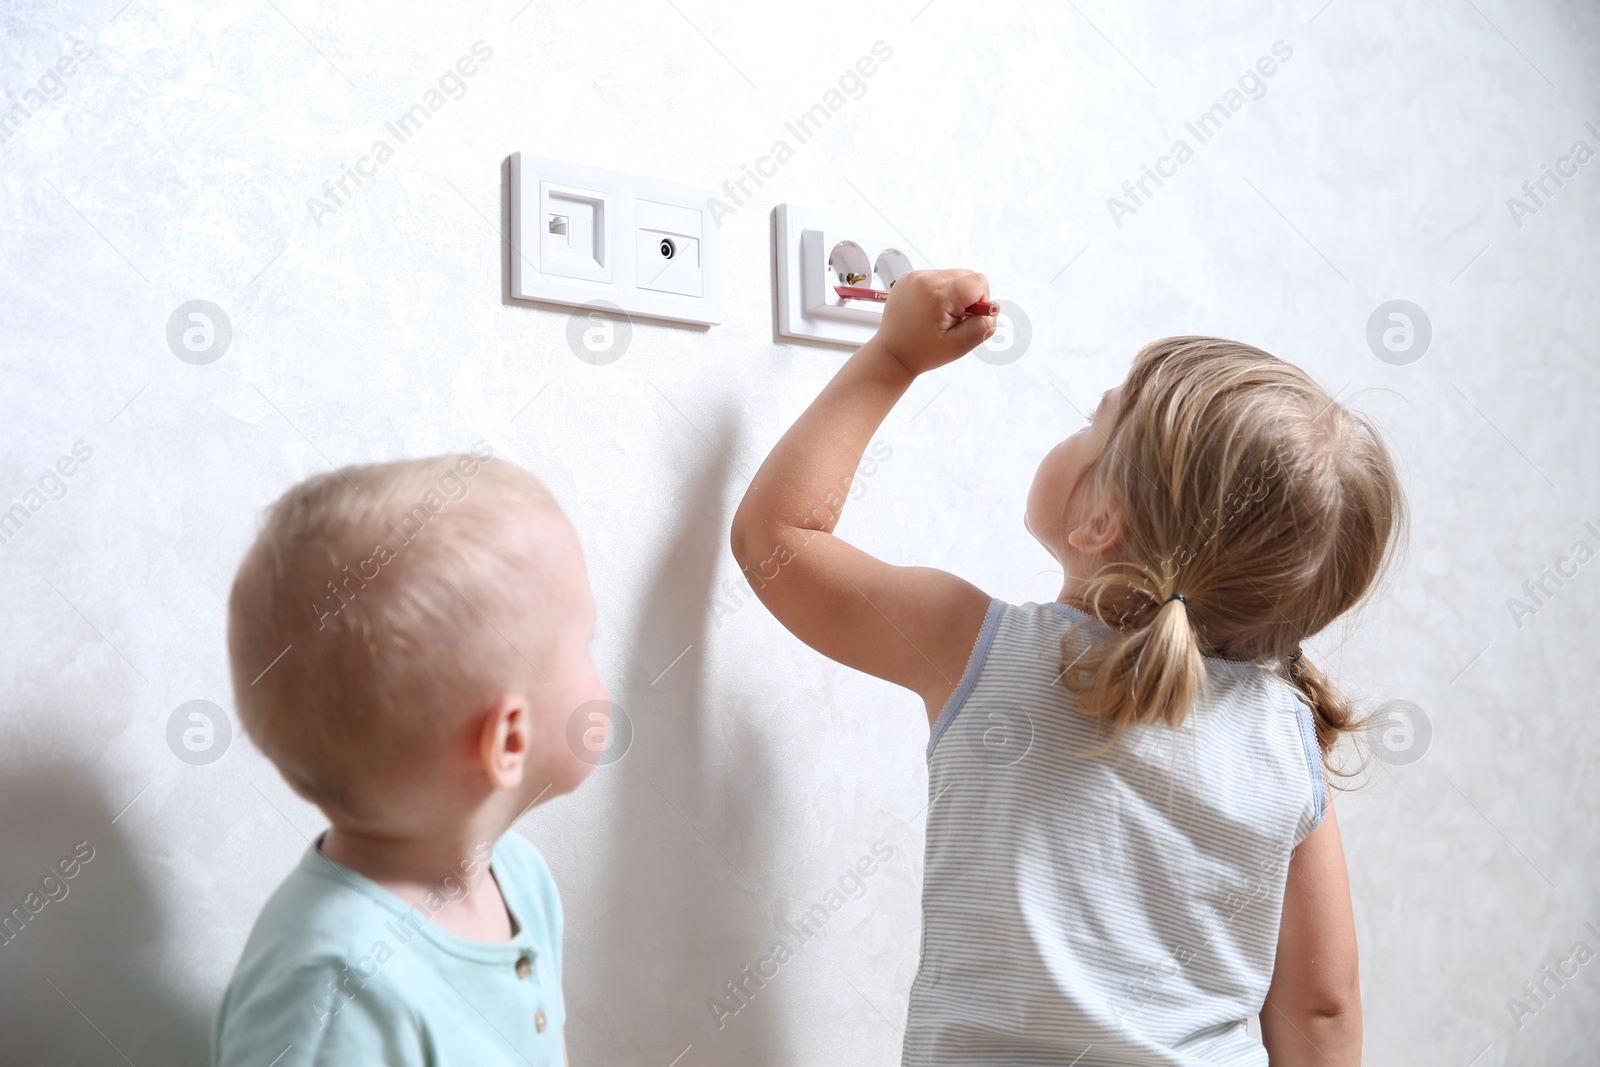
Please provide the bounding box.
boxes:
[560,410,790,1062]
[0,754,210,1066]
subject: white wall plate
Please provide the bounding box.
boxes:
[774,202,926,347]
[510,154,720,326]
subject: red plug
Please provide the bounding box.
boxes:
[833,286,998,318]
[834,285,889,303]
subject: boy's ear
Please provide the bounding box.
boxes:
[1066,500,1126,558]
[478,694,530,790]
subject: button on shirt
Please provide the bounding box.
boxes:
[214,831,565,1066]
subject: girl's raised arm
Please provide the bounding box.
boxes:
[730,270,996,724]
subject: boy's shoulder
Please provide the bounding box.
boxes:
[488,827,551,890]
[491,830,562,934]
[214,844,423,1065]
[234,831,559,956]
[214,833,566,1067]
[251,841,398,944]
[231,840,424,979]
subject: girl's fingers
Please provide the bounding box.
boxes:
[948,307,996,351]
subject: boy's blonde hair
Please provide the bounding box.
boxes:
[1061,337,1406,775]
[226,451,566,815]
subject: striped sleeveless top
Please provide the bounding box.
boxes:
[903,599,1326,1066]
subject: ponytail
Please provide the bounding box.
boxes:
[1061,579,1208,757]
[1284,649,1367,782]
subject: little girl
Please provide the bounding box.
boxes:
[731,269,1403,1067]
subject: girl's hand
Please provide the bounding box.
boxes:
[874,269,997,376]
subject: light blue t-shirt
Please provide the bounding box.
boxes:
[906,600,1326,1066]
[214,831,565,1067]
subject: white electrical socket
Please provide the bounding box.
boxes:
[634,199,702,298]
[511,154,720,326]
[774,203,924,347]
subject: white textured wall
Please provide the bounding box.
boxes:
[2,1,1598,1064]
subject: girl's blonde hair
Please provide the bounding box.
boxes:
[1061,337,1405,776]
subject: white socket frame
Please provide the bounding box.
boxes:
[774,202,925,347]
[510,153,720,327]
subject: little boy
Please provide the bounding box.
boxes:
[214,448,606,1066]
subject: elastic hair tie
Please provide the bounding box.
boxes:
[1164,593,1187,605]
[1288,648,1303,663]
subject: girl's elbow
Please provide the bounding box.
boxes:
[1282,979,1362,1025]
[1263,989,1362,1066]
[729,510,760,568]
[1318,968,1363,1019]
[729,495,757,556]
[1302,998,1362,1064]
[1309,995,1361,1024]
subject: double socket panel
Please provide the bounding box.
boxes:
[510,154,720,326]
[774,202,923,347]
